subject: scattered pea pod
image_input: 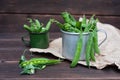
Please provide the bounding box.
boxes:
[20,58,61,68]
[19,55,61,75]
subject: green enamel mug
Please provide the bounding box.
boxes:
[21,32,49,49]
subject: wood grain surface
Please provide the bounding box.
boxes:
[0,33,120,80]
[0,0,120,80]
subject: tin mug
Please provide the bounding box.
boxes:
[61,29,107,60]
[21,32,49,49]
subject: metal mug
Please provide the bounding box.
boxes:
[61,29,107,60]
[21,32,49,49]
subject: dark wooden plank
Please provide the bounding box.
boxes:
[0,49,24,62]
[0,49,60,62]
[0,32,61,61]
[0,14,61,33]
[0,0,120,15]
[0,40,23,48]
[0,14,120,33]
[0,62,120,80]
[0,33,61,40]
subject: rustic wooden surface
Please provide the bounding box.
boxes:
[0,0,120,80]
[0,33,120,80]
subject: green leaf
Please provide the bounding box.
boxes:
[21,64,35,75]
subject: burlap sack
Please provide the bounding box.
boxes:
[30,22,120,69]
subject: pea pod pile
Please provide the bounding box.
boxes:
[23,18,54,33]
[19,55,61,75]
[54,12,100,68]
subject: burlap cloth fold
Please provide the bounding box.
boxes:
[30,22,120,69]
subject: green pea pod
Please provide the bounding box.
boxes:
[86,32,94,67]
[45,19,54,31]
[63,23,71,31]
[93,30,100,54]
[34,19,42,32]
[70,33,83,68]
[69,13,76,22]
[20,58,61,68]
[61,12,76,27]
[81,15,87,29]
[35,19,41,28]
[90,43,96,61]
[61,12,71,23]
[23,24,32,32]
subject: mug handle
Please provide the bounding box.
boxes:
[97,29,107,46]
[21,34,30,47]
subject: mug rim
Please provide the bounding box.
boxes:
[29,31,48,35]
[61,29,89,35]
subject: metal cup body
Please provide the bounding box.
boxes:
[61,30,90,60]
[29,32,49,49]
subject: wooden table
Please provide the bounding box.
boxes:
[0,33,120,80]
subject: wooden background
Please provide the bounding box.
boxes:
[0,1,120,79]
[0,0,120,33]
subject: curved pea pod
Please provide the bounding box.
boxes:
[63,23,80,33]
[23,24,32,32]
[85,32,94,67]
[70,33,83,68]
